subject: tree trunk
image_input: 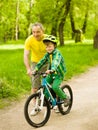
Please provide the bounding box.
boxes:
[70,3,89,43]
[93,30,98,49]
[51,22,58,37]
[15,0,19,40]
[74,30,82,43]
[58,22,64,46]
[82,3,89,34]
[27,0,34,36]
[51,0,66,37]
[58,0,71,46]
[70,13,82,42]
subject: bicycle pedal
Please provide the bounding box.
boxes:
[35,108,41,112]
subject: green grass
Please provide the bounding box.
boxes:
[59,44,98,79]
[0,49,30,108]
[0,42,98,108]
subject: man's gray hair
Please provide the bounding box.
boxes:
[32,22,44,31]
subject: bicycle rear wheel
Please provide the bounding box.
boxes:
[58,84,73,115]
[24,92,51,128]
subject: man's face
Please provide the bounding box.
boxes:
[32,26,44,41]
[46,42,55,53]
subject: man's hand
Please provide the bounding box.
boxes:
[27,68,32,77]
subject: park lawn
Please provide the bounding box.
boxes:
[0,43,98,108]
[60,44,98,79]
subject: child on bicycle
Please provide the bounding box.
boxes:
[32,35,70,115]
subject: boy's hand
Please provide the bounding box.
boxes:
[45,70,54,74]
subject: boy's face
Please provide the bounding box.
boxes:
[45,42,55,54]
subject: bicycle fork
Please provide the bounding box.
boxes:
[37,88,45,110]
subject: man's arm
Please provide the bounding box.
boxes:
[24,50,32,77]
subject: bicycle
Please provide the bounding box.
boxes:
[24,72,73,128]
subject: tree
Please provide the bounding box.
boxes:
[0,0,98,43]
[93,30,98,49]
[15,0,19,40]
[58,0,71,46]
[0,0,29,41]
[26,0,35,35]
[69,0,90,43]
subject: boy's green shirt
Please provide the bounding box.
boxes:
[35,49,66,80]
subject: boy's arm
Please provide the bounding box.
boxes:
[51,53,62,71]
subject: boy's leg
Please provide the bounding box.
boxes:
[52,76,67,99]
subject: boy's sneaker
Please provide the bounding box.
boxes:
[64,97,70,107]
[53,106,59,113]
[30,107,40,116]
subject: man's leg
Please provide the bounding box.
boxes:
[31,62,48,104]
[31,62,41,93]
[31,62,48,94]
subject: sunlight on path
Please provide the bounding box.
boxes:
[0,44,24,50]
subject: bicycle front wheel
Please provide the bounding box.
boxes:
[58,84,73,115]
[24,92,51,128]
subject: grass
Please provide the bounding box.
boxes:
[0,41,98,108]
[0,49,30,108]
[60,44,98,79]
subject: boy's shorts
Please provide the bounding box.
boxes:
[31,62,48,89]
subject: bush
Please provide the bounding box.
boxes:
[0,78,17,98]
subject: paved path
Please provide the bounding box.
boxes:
[0,66,98,130]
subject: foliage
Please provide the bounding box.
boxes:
[0,0,29,41]
[0,0,98,42]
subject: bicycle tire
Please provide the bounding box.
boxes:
[24,92,51,128]
[58,84,73,115]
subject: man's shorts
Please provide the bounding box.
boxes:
[31,62,48,89]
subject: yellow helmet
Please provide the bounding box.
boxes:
[43,35,57,45]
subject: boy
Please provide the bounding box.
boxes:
[31,35,70,115]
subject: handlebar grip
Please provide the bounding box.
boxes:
[50,70,55,74]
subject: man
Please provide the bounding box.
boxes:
[24,22,48,94]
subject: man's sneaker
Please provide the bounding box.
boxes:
[30,107,40,116]
[53,106,59,113]
[64,97,70,107]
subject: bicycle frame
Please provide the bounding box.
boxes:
[41,75,57,106]
[24,72,73,128]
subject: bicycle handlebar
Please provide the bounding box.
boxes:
[32,70,55,77]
